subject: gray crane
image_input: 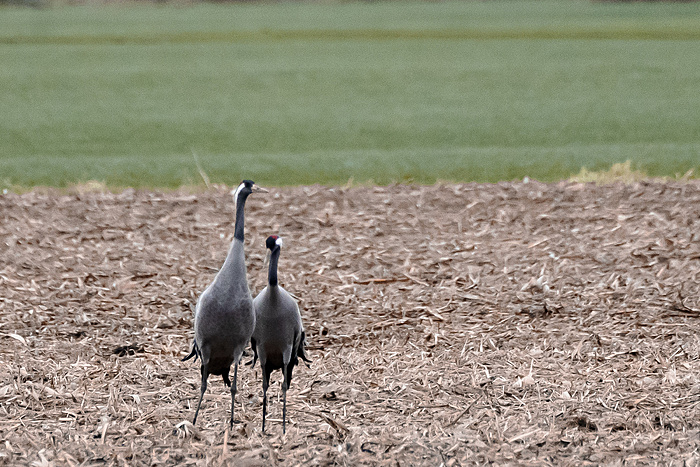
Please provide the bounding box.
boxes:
[183,180,267,427]
[250,235,311,434]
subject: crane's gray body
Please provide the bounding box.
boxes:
[194,238,255,380]
[252,284,303,372]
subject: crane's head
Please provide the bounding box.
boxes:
[265,235,283,251]
[231,180,268,207]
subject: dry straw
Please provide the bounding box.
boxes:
[1,181,700,465]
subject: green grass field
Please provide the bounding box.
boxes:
[1,0,700,188]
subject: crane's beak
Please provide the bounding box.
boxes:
[251,184,269,193]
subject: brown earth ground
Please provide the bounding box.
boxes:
[1,181,700,466]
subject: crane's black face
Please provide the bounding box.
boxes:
[232,180,267,205]
[235,180,255,197]
[266,235,281,251]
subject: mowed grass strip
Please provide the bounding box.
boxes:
[5,28,700,45]
[1,0,700,188]
[3,0,700,41]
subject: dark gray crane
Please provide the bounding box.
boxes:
[183,180,267,427]
[250,235,311,434]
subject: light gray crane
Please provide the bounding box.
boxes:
[250,235,311,434]
[183,180,267,427]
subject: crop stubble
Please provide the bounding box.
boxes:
[1,181,700,465]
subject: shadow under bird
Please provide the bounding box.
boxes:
[183,180,267,427]
[250,236,311,434]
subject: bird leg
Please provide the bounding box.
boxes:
[193,366,208,426]
[282,363,289,434]
[261,369,270,433]
[282,386,288,435]
[229,361,238,428]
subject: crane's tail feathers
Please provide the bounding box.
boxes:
[299,348,312,366]
[298,331,312,366]
[247,338,259,367]
[182,341,199,362]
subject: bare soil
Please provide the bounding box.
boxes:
[1,181,700,466]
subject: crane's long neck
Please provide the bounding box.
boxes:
[214,193,249,293]
[268,248,280,287]
[234,192,249,243]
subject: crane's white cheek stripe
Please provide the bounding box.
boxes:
[231,183,245,200]
[275,238,284,247]
[231,182,246,209]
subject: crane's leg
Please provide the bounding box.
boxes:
[282,363,289,435]
[193,365,208,426]
[261,367,270,432]
[229,361,238,428]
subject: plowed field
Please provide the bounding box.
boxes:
[2,181,700,465]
